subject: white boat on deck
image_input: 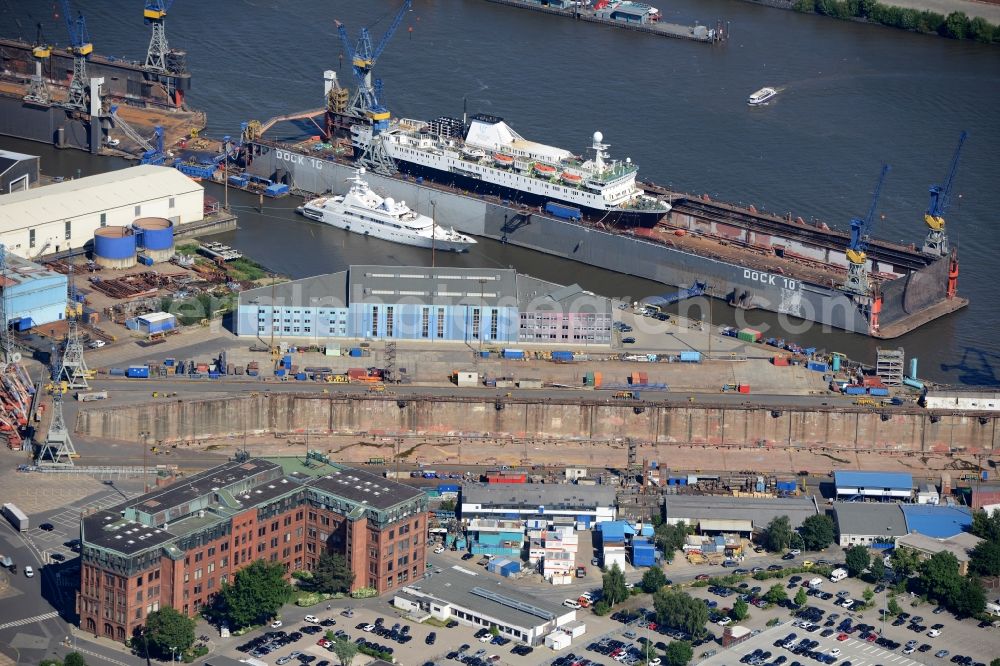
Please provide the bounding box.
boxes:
[298,168,476,252]
[747,87,778,106]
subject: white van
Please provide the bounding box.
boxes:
[808,577,823,589]
[829,568,848,583]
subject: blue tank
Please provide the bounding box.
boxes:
[132,217,174,251]
[93,226,137,269]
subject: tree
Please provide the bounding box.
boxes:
[763,516,793,552]
[602,562,629,606]
[789,532,806,551]
[968,16,995,42]
[64,656,87,666]
[862,586,874,603]
[970,539,1000,577]
[891,546,921,577]
[331,637,359,666]
[765,584,787,605]
[311,553,355,595]
[950,577,986,617]
[641,566,669,593]
[971,509,1000,542]
[732,598,749,621]
[142,606,195,660]
[919,551,962,600]
[990,659,1000,666]
[887,597,902,616]
[845,545,870,577]
[798,515,836,551]
[592,600,611,616]
[664,640,694,666]
[216,559,293,629]
[653,588,709,638]
[869,556,885,582]
[655,522,690,560]
[794,587,807,607]
[944,10,970,38]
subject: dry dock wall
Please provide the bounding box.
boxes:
[76,394,998,456]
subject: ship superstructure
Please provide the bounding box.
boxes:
[356,113,669,224]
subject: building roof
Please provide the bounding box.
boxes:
[462,483,616,509]
[350,265,517,308]
[971,489,1000,511]
[240,270,349,308]
[82,458,424,557]
[516,275,612,315]
[402,575,567,629]
[138,311,176,324]
[306,467,425,510]
[895,531,982,562]
[900,504,973,539]
[0,149,37,176]
[0,165,203,231]
[663,495,820,529]
[833,470,913,491]
[832,502,908,537]
[0,251,66,291]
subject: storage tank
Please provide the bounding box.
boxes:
[132,217,175,262]
[93,226,137,269]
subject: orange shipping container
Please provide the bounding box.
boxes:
[594,371,603,388]
[631,372,641,385]
[738,384,751,394]
[772,356,789,366]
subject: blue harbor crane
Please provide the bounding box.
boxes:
[143,0,175,74]
[922,131,968,257]
[60,0,93,109]
[844,164,890,295]
[335,0,411,130]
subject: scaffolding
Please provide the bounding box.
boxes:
[876,347,905,387]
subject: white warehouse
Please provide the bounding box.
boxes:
[0,165,203,257]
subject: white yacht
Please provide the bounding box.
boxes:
[298,168,476,252]
[747,87,778,106]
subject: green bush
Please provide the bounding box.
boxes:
[593,600,612,616]
[358,643,393,661]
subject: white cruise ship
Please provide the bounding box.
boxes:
[354,113,670,225]
[298,168,476,252]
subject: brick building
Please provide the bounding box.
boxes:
[77,457,427,642]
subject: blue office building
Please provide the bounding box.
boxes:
[1,251,67,330]
[235,265,612,345]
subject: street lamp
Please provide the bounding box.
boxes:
[171,646,177,663]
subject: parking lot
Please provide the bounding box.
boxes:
[688,566,995,666]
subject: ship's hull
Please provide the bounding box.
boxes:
[248,141,959,337]
[301,203,473,252]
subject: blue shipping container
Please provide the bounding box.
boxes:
[127,366,150,378]
[868,387,889,397]
[679,351,701,363]
[844,386,867,395]
[544,202,583,221]
[807,362,829,372]
[109,367,126,376]
[264,183,290,197]
[551,351,574,361]
[502,349,525,360]
[15,317,32,331]
[274,369,286,377]
[438,484,460,493]
[349,348,363,357]
[295,373,307,381]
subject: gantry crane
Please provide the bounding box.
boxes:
[844,164,890,295]
[335,0,411,129]
[25,23,52,105]
[60,0,93,110]
[922,131,968,257]
[143,0,175,73]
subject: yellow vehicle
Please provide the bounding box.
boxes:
[367,384,386,394]
[854,398,876,407]
[802,560,814,569]
[44,381,69,395]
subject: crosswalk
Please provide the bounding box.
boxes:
[0,611,60,631]
[72,646,134,666]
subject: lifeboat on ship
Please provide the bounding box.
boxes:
[534,163,557,178]
[561,172,583,185]
[494,153,514,168]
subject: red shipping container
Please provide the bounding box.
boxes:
[862,377,884,387]
[638,372,649,384]
[347,368,368,379]
[772,356,790,366]
[738,384,751,394]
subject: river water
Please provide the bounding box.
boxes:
[1,0,998,384]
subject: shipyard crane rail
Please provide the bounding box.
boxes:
[59,0,92,109]
[923,130,968,256]
[844,164,890,295]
